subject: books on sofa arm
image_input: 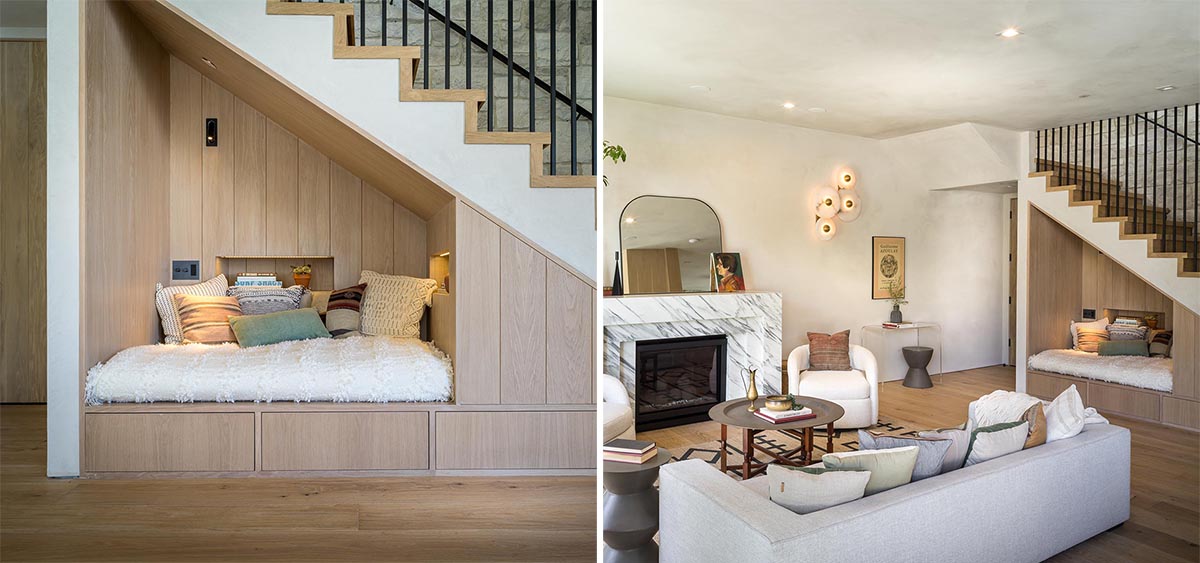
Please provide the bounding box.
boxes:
[753,407,815,424]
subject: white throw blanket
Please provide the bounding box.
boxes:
[970,388,1108,441]
[1027,349,1172,392]
[86,336,453,404]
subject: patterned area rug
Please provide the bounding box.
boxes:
[668,418,921,467]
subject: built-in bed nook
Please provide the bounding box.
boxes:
[78,1,595,476]
[1025,206,1198,431]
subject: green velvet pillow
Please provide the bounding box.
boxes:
[229,308,332,348]
[1097,340,1149,357]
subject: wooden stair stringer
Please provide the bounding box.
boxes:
[265,0,595,189]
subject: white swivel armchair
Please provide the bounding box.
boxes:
[786,344,879,429]
[602,374,636,442]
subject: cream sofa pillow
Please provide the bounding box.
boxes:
[1044,385,1087,442]
[964,421,1029,466]
[767,465,871,514]
[822,445,918,495]
[358,271,439,338]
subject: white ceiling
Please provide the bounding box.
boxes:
[604,0,1200,139]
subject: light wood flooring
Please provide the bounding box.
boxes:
[642,365,1200,563]
[0,405,596,562]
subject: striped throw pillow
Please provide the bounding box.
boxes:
[227,285,306,316]
[1106,324,1147,341]
[358,271,438,339]
[173,294,242,344]
[325,283,367,339]
[1075,327,1109,353]
[155,274,229,344]
[808,330,852,371]
[1149,329,1173,357]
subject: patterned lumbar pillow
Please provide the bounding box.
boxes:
[1148,329,1172,357]
[858,430,952,481]
[767,464,871,515]
[964,420,1029,466]
[807,330,852,371]
[822,445,918,495]
[1075,326,1109,353]
[227,285,306,316]
[155,274,229,344]
[1106,324,1147,341]
[173,294,242,344]
[325,283,367,338]
[358,270,439,339]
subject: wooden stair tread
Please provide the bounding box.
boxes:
[465,131,552,146]
[265,2,354,16]
[531,175,597,189]
[334,45,422,60]
[403,88,487,104]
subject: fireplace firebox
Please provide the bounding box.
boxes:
[635,335,727,431]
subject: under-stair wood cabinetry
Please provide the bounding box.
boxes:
[261,412,429,470]
[547,262,595,404]
[85,413,255,472]
[455,202,502,404]
[1172,302,1199,400]
[434,411,596,469]
[501,232,549,404]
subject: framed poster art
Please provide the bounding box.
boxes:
[871,236,905,300]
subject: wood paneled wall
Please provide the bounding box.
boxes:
[169,57,428,288]
[1027,206,1083,355]
[1081,245,1175,323]
[625,248,683,294]
[1172,302,1199,400]
[82,0,172,372]
[1,40,47,402]
[455,202,594,406]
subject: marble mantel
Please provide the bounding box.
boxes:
[603,291,784,403]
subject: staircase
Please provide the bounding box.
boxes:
[267,0,596,188]
[1032,105,1199,279]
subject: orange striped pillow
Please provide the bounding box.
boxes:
[1075,327,1109,353]
[173,294,242,344]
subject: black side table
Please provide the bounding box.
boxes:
[603,449,672,563]
[903,346,934,388]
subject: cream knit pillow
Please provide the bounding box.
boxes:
[357,271,438,338]
[155,274,229,344]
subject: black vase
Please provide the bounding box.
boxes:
[612,252,624,296]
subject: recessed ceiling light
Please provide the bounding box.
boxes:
[689,85,710,92]
[624,217,636,224]
[996,27,1021,38]
[807,107,827,113]
[1157,85,1176,91]
[688,238,700,244]
[201,57,217,69]
[782,102,796,109]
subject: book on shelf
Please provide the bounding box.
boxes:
[235,280,283,287]
[236,272,276,277]
[603,439,656,455]
[753,407,815,424]
[603,447,658,465]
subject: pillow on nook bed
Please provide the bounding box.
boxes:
[766,464,871,515]
[227,285,306,316]
[807,330,852,371]
[155,274,229,344]
[229,308,331,348]
[1097,340,1149,357]
[1148,329,1172,357]
[325,283,367,338]
[1075,327,1109,353]
[1106,324,1147,341]
[173,293,242,344]
[1069,317,1109,350]
[358,270,438,339]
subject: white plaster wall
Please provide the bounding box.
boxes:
[603,97,1010,374]
[167,0,596,279]
[45,0,81,477]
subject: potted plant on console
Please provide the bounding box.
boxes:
[887,278,907,323]
[291,264,312,289]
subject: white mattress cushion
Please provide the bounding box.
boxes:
[796,370,871,400]
[86,335,452,404]
[1027,349,1172,392]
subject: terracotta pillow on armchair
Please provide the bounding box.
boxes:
[808,330,852,370]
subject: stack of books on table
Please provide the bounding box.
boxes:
[882,321,913,329]
[754,406,816,424]
[603,439,658,464]
[235,273,282,287]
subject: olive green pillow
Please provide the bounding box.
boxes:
[822,445,919,495]
[229,308,332,348]
[1097,340,1149,357]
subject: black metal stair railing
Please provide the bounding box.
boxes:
[309,0,595,178]
[1034,103,1199,270]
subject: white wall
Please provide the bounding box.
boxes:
[45,0,80,477]
[604,97,1013,373]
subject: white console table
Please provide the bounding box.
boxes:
[860,323,943,384]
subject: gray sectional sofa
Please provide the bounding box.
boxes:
[659,424,1130,563]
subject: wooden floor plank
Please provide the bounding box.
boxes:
[641,365,1200,563]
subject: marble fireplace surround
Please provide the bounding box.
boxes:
[604,292,784,410]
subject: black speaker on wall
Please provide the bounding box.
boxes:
[205,118,218,147]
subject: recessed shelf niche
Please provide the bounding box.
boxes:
[216,256,335,290]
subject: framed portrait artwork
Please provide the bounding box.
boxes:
[710,252,746,292]
[871,236,905,299]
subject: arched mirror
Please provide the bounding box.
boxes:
[619,196,723,294]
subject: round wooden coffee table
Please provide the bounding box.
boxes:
[709,396,845,480]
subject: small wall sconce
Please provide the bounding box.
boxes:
[814,167,862,239]
[205,118,218,147]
